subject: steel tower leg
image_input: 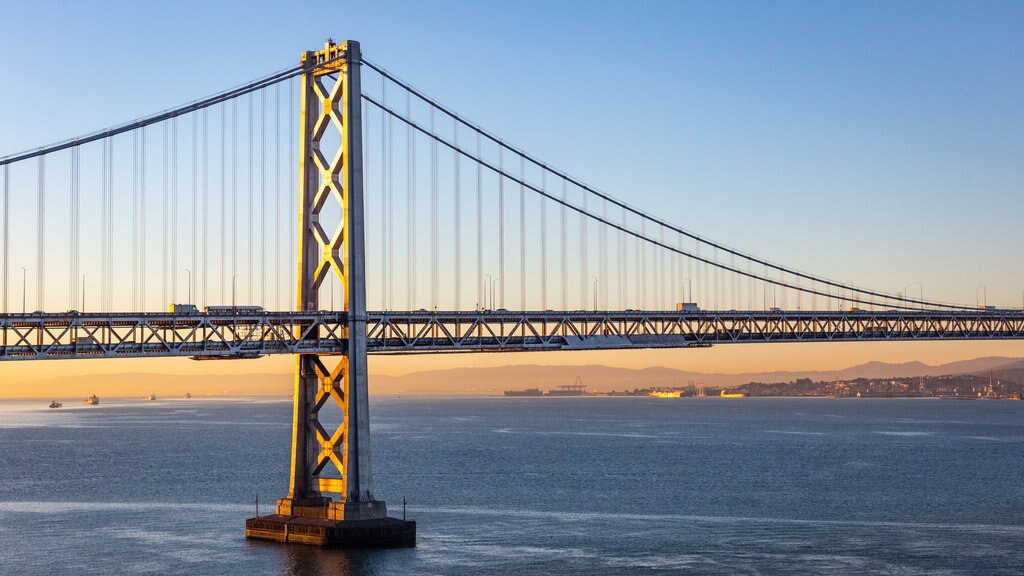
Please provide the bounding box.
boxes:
[247,40,414,547]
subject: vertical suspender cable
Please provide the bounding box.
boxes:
[192,114,198,305]
[380,79,387,311]
[232,99,238,305]
[363,97,370,309]
[108,138,114,311]
[162,125,169,307]
[1,164,6,312]
[275,84,281,310]
[519,154,525,310]
[140,128,146,310]
[619,206,625,309]
[260,90,266,307]
[429,107,437,310]
[172,118,178,304]
[601,197,608,310]
[560,176,567,310]
[203,109,209,308]
[614,203,622,307]
[540,169,547,311]
[133,130,139,310]
[37,156,44,310]
[69,147,79,310]
[638,220,644,309]
[407,91,416,309]
[453,120,460,311]
[580,187,587,309]
[289,80,295,309]
[220,104,226,304]
[248,93,254,304]
[658,226,665,309]
[101,142,108,311]
[670,231,676,307]
[695,242,701,307]
[387,93,394,311]
[498,147,504,309]
[475,132,482,310]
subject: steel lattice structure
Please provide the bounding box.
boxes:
[2,309,1023,361]
[0,311,344,360]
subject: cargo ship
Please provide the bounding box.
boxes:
[504,388,543,397]
[650,390,682,398]
[48,400,62,409]
[720,390,747,398]
[84,395,99,405]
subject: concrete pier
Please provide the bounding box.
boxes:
[245,515,416,548]
[245,497,415,548]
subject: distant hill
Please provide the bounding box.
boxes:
[369,356,1024,395]
[974,358,1024,385]
[4,356,1022,398]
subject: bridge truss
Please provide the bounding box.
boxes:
[1,309,1022,361]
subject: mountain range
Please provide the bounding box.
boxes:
[4,357,1023,398]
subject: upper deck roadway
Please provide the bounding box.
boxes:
[0,308,1023,361]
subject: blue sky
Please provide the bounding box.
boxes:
[2,0,1021,308]
[0,0,1023,377]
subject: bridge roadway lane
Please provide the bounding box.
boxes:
[1,308,1020,360]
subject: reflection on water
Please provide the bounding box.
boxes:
[1,397,1023,575]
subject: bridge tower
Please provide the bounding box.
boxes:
[245,39,415,547]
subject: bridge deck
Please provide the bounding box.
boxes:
[0,309,1021,361]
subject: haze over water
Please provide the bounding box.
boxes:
[1,396,1022,575]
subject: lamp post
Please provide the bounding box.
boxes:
[976,284,987,309]
[485,274,493,310]
[904,282,923,310]
[81,273,88,311]
[19,266,26,313]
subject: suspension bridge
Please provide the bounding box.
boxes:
[1,39,1022,547]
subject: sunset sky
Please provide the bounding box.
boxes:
[1,1,1022,396]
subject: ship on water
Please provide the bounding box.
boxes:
[48,400,62,409]
[504,388,543,397]
[84,395,99,405]
[143,393,157,401]
[720,390,747,398]
[650,390,682,398]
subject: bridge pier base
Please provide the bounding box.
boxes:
[245,497,416,548]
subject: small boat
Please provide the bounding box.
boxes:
[48,400,62,409]
[84,395,99,405]
[184,392,192,399]
[143,393,157,401]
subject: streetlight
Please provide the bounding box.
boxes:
[186,269,192,305]
[19,266,26,314]
[81,273,88,311]
[591,276,599,311]
[904,282,923,310]
[485,274,493,310]
[976,284,987,309]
